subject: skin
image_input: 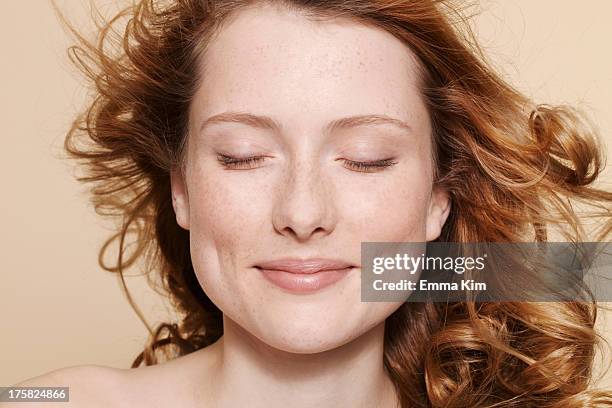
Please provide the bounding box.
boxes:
[170,3,450,407]
[9,3,450,408]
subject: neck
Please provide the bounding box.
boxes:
[192,316,398,408]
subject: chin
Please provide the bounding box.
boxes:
[260,328,358,354]
[249,309,376,354]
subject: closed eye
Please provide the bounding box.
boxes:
[216,154,267,170]
[339,158,398,173]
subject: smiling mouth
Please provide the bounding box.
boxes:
[254,266,354,293]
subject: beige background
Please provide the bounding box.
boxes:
[1,0,611,388]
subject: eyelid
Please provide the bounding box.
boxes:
[216,153,268,169]
[336,157,398,173]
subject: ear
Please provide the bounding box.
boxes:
[170,167,190,230]
[425,185,451,241]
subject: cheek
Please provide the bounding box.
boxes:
[184,171,266,310]
[337,164,432,242]
[188,170,267,248]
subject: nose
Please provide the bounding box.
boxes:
[271,157,336,242]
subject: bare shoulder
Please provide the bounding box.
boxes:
[2,347,219,408]
[1,365,128,408]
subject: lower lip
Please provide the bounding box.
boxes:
[256,267,354,293]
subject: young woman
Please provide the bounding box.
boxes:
[10,0,612,407]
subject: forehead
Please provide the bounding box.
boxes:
[191,3,429,132]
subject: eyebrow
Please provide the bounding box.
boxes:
[199,111,413,136]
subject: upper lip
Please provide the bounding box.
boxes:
[254,258,355,274]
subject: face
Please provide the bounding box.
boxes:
[171,3,450,353]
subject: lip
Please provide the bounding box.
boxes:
[255,258,354,273]
[254,258,355,293]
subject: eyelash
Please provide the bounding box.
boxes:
[216,154,397,172]
[217,154,266,169]
[342,158,398,172]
